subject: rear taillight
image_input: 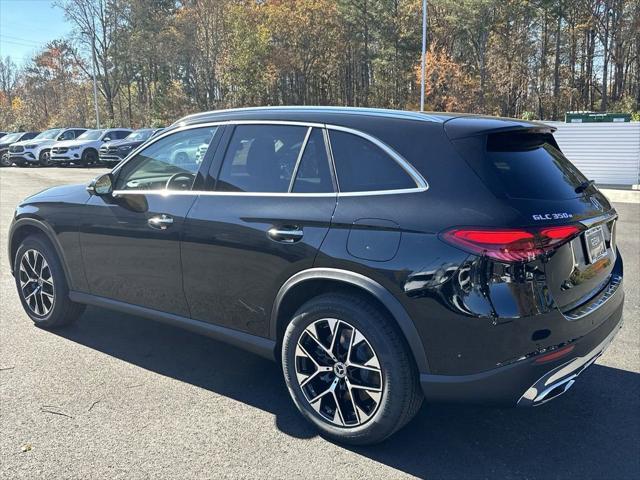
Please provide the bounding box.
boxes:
[441,225,581,263]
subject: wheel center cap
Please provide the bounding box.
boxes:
[333,362,347,379]
[37,278,43,287]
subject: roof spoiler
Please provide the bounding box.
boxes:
[443,115,556,140]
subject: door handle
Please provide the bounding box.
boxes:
[148,214,174,230]
[267,226,303,243]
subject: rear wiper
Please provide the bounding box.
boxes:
[575,179,595,194]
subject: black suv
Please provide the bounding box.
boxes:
[8,107,624,444]
[99,128,164,165]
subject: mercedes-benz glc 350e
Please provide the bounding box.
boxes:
[49,128,132,166]
[9,128,88,166]
[8,107,624,444]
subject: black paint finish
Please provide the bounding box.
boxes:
[80,193,196,316]
[8,107,625,405]
[181,194,336,336]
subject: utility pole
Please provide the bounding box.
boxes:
[420,0,427,112]
[83,25,100,128]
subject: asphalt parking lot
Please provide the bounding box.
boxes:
[1,167,638,479]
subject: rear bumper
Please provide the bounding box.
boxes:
[420,286,624,406]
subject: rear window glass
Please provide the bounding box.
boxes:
[329,130,415,192]
[484,132,588,200]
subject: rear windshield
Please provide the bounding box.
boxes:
[480,131,588,200]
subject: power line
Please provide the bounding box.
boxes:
[0,39,41,48]
[0,34,43,46]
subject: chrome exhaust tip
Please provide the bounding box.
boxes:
[517,321,622,407]
[519,374,577,407]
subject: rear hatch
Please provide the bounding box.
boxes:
[445,117,618,313]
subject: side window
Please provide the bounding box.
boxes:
[328,130,416,192]
[216,124,308,192]
[59,130,76,141]
[292,129,333,193]
[74,129,86,137]
[116,130,130,139]
[115,127,217,191]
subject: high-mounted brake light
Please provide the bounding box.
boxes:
[441,225,581,263]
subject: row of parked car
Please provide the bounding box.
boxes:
[0,127,164,168]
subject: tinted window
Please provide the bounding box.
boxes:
[59,130,76,140]
[329,130,415,192]
[484,132,588,200]
[292,129,333,193]
[216,124,307,192]
[116,130,131,139]
[115,127,217,191]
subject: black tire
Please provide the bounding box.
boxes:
[281,293,423,445]
[13,235,85,329]
[39,150,51,167]
[81,149,98,166]
[1,152,11,167]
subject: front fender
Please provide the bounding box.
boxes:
[8,217,75,290]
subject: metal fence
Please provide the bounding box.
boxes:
[545,121,640,186]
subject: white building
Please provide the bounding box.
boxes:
[545,121,640,187]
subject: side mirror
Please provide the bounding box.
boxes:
[103,137,111,142]
[87,173,113,196]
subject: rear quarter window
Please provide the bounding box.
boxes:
[328,130,416,193]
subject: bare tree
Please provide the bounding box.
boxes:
[55,0,126,121]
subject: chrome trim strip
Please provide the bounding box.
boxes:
[579,211,617,229]
[323,126,339,192]
[287,127,312,192]
[563,275,623,321]
[111,188,426,198]
[111,119,429,197]
[325,125,428,190]
[112,189,338,198]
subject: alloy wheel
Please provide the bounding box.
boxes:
[295,318,383,428]
[40,151,50,166]
[19,249,55,316]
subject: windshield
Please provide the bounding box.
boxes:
[125,129,153,142]
[77,129,105,141]
[1,133,22,143]
[34,129,63,140]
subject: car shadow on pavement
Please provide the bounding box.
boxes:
[54,306,640,480]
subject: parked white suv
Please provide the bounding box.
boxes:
[49,128,132,166]
[10,128,87,166]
